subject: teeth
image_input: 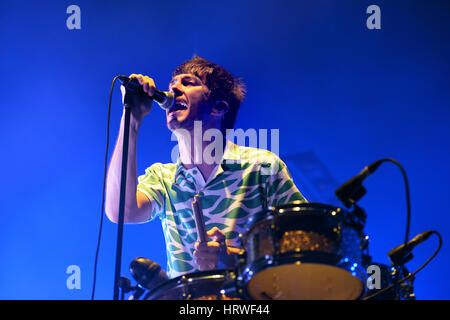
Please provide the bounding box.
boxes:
[169,101,187,113]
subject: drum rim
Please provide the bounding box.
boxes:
[271,201,342,211]
[244,202,363,237]
[247,202,347,225]
[144,268,236,300]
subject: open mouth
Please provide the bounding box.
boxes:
[169,101,188,114]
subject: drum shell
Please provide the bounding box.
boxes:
[240,202,367,300]
[244,204,364,266]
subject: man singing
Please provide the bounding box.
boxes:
[105,56,306,279]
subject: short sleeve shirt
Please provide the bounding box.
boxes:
[137,141,306,278]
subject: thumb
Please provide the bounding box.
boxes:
[207,227,226,243]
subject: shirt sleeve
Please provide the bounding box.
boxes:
[137,164,166,221]
[263,154,307,207]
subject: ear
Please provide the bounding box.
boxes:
[211,100,229,117]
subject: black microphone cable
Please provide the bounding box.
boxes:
[363,230,442,300]
[91,75,121,300]
[375,158,411,246]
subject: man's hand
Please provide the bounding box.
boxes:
[120,74,156,124]
[193,227,227,271]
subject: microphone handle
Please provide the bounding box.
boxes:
[120,77,166,105]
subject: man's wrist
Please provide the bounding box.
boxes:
[128,112,142,133]
[218,245,242,268]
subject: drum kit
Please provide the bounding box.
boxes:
[129,201,416,301]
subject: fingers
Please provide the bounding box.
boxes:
[195,258,217,271]
[195,241,220,253]
[129,74,155,96]
[193,228,227,271]
[194,241,220,270]
[207,227,226,244]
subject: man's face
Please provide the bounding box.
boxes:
[166,73,212,131]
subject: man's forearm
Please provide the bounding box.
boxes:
[105,111,141,223]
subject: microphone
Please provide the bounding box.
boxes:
[335,159,384,208]
[128,286,145,300]
[129,257,169,291]
[117,276,145,300]
[117,75,174,110]
[388,230,434,266]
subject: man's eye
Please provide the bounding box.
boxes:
[183,81,195,86]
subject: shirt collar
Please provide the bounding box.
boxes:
[173,139,241,184]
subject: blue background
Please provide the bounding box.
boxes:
[0,0,448,299]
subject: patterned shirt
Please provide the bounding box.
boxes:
[137,140,306,278]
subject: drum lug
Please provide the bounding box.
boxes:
[361,234,370,251]
[237,233,245,248]
[238,251,246,264]
[269,222,280,255]
[237,251,247,274]
[180,275,191,300]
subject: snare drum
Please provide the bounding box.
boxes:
[240,201,367,300]
[144,269,241,300]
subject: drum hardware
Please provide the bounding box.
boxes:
[391,265,416,300]
[179,275,191,300]
[361,234,370,251]
[220,272,244,298]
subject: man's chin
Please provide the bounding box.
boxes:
[167,118,189,132]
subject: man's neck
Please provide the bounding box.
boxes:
[174,123,226,182]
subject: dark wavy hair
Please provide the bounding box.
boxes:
[172,56,246,132]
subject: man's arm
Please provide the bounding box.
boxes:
[104,74,157,224]
[104,112,151,223]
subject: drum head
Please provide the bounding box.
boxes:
[246,263,363,300]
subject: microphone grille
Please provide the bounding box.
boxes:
[159,91,174,110]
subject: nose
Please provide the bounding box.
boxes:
[171,86,183,98]
[169,81,184,98]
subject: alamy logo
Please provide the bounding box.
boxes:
[366,5,381,30]
[66,5,81,30]
[366,264,381,289]
[66,265,81,290]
